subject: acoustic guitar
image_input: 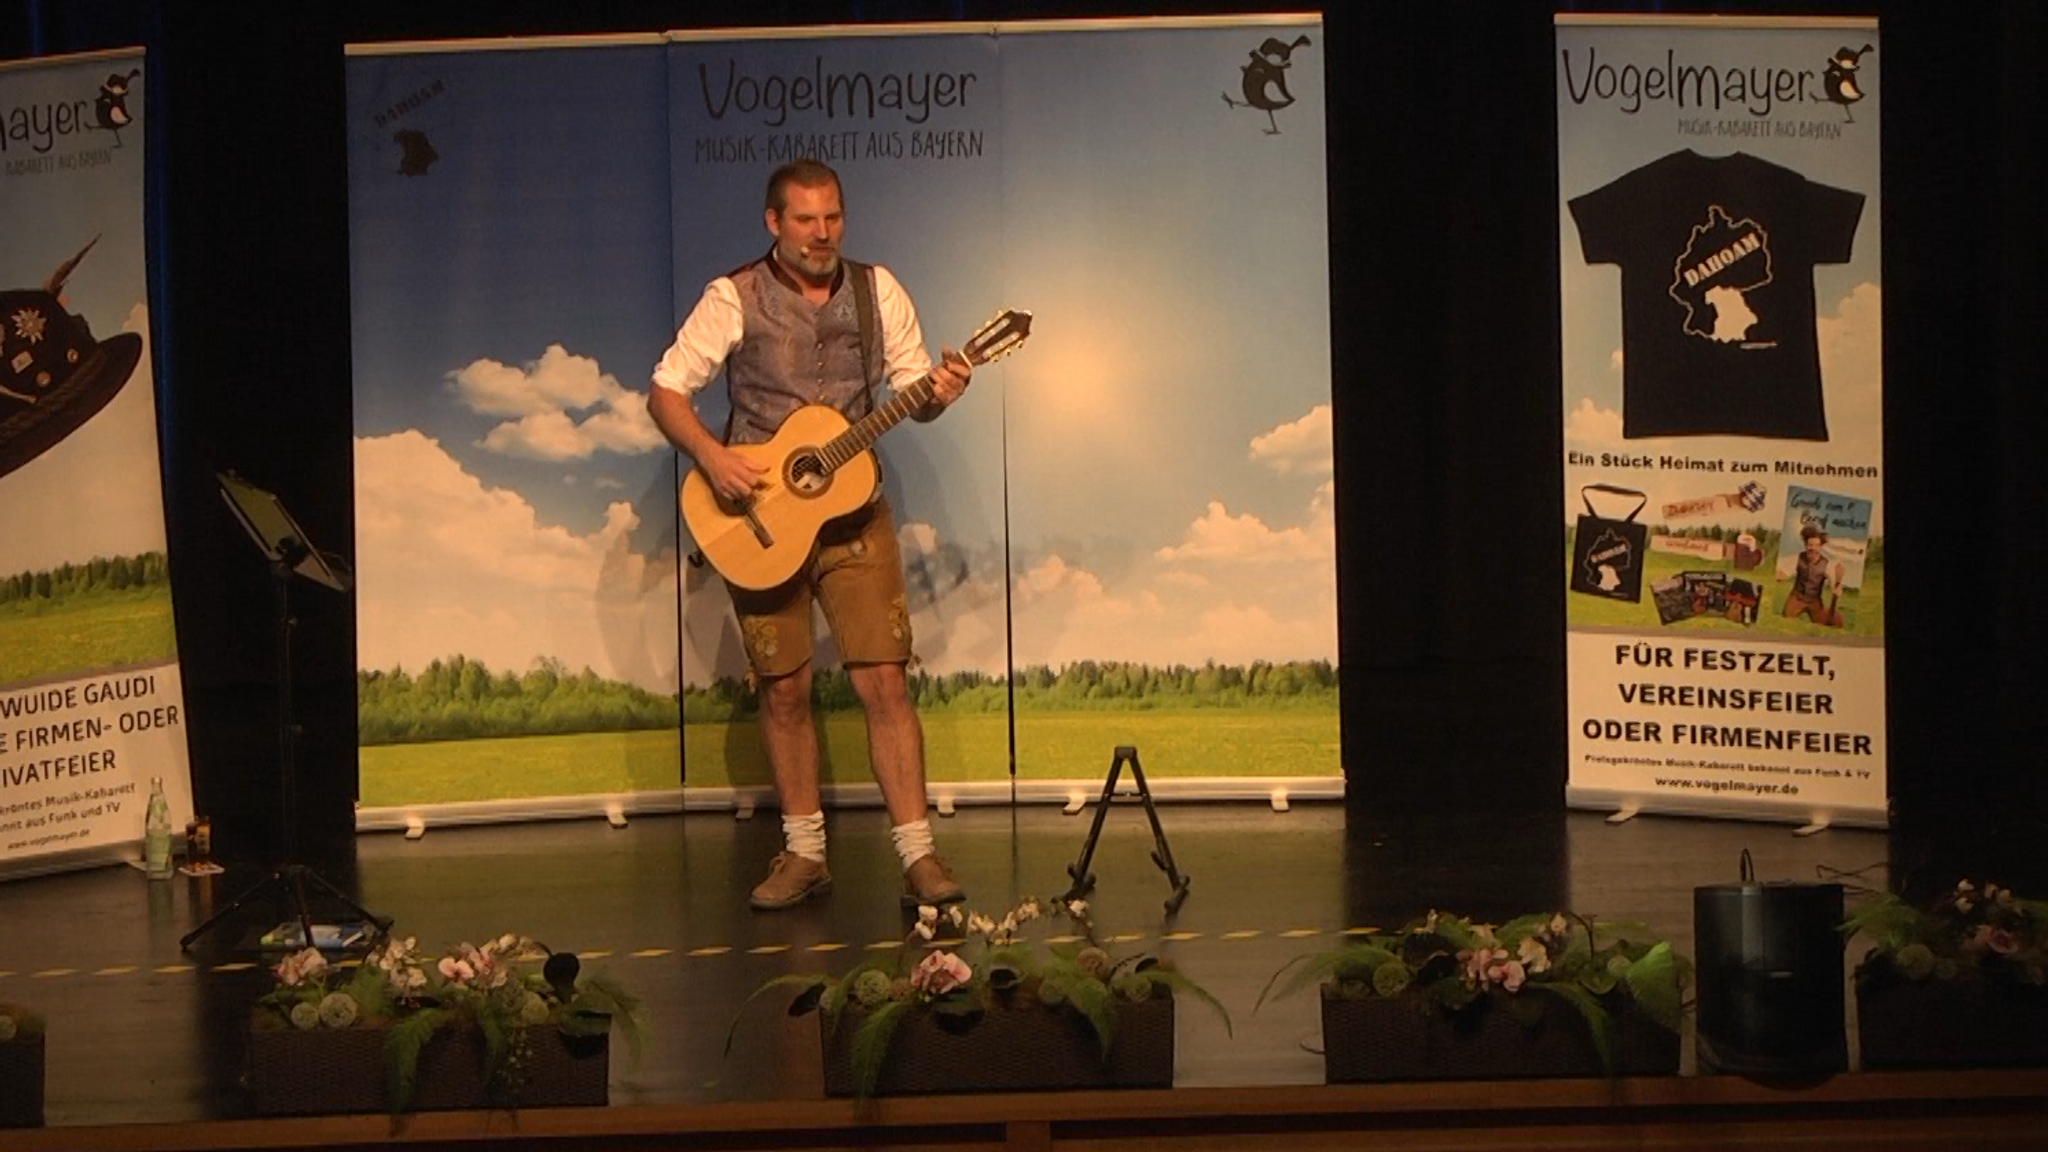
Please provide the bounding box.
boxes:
[680,308,1031,590]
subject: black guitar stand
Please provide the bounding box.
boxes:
[1061,746,1191,915]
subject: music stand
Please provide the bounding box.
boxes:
[181,472,391,951]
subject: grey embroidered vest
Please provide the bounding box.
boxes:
[722,257,882,446]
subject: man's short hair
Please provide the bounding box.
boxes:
[766,159,843,214]
[1800,524,1826,543]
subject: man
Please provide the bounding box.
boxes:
[1782,524,1844,626]
[648,159,971,911]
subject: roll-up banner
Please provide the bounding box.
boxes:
[346,39,685,827]
[1557,16,1885,826]
[670,18,1337,801]
[0,49,195,877]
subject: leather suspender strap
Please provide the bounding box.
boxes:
[845,258,881,418]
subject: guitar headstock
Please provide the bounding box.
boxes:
[962,308,1032,367]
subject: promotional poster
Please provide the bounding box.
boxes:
[0,49,193,873]
[1557,16,1886,825]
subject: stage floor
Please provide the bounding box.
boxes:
[0,802,1907,1126]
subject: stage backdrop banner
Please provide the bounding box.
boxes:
[1556,16,1885,826]
[997,21,1335,786]
[0,49,195,877]
[346,40,685,822]
[671,17,1337,797]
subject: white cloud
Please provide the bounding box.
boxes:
[354,430,677,691]
[1817,282,1881,449]
[0,303,169,575]
[1248,404,1332,475]
[450,344,665,461]
[594,478,626,492]
[1564,397,1625,445]
[1609,348,1624,374]
[1154,499,1330,565]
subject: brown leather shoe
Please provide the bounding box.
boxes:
[901,853,965,907]
[751,852,832,910]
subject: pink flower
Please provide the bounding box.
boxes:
[1988,928,2020,956]
[1491,959,1528,992]
[274,947,327,987]
[438,956,476,983]
[1460,946,1508,987]
[910,950,973,996]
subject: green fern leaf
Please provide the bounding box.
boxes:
[383,1007,455,1113]
[849,1000,912,1099]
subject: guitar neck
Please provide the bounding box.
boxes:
[818,372,942,473]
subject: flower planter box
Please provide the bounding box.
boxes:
[249,1022,608,1116]
[1858,978,2048,1070]
[1320,985,1680,1082]
[822,996,1174,1096]
[0,1035,44,1128]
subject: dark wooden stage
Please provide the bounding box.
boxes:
[2,803,2045,1150]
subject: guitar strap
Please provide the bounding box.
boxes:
[844,258,881,419]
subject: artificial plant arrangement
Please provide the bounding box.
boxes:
[1844,880,2048,990]
[1260,910,1690,1077]
[731,897,1229,1097]
[1844,879,2048,1068]
[0,1004,41,1047]
[254,932,642,1112]
[0,1001,47,1128]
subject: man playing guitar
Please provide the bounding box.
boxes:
[648,159,972,912]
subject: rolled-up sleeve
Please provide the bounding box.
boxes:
[873,265,934,394]
[651,278,745,396]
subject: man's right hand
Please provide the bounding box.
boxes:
[703,444,768,504]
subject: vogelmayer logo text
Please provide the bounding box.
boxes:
[1561,46,1847,118]
[698,57,977,128]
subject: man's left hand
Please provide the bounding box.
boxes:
[928,348,973,409]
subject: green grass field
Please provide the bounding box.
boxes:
[358,707,1342,805]
[1564,544,1886,640]
[0,587,179,685]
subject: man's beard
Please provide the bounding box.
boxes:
[782,241,839,281]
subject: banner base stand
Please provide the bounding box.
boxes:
[1568,786,1885,830]
[1606,805,1641,825]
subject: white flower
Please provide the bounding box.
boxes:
[289,1002,320,1030]
[997,914,1019,938]
[1015,900,1041,924]
[917,905,940,927]
[968,914,998,937]
[1547,914,1568,937]
[318,992,359,1029]
[1066,899,1089,919]
[1517,936,1551,974]
[913,920,936,940]
[0,1016,16,1043]
[947,905,966,927]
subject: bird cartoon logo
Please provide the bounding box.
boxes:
[1223,35,1312,135]
[394,129,440,177]
[1823,44,1873,123]
[94,69,141,149]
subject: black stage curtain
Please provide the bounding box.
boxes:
[2,1,2040,877]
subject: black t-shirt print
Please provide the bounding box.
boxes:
[1569,150,1864,441]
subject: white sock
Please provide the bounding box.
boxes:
[783,811,826,863]
[891,818,936,872]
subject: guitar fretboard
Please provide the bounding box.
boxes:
[818,374,941,473]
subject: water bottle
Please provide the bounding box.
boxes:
[144,776,172,879]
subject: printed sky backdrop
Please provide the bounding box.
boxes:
[347,44,682,692]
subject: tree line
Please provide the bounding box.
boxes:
[0,552,171,607]
[360,654,1341,741]
[683,659,1340,723]
[358,655,678,745]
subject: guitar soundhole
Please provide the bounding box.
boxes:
[786,450,829,496]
